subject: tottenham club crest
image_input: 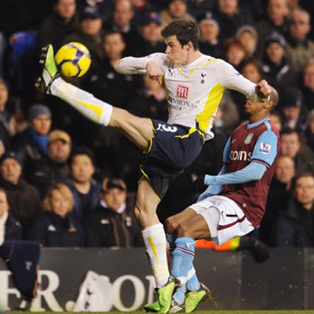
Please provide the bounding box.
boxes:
[244,133,254,144]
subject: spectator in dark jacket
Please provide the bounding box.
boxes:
[28,183,84,247]
[11,104,52,181]
[259,155,295,246]
[0,187,23,243]
[0,151,42,235]
[85,178,143,247]
[275,173,314,247]
[37,0,78,52]
[280,128,314,174]
[262,32,298,95]
[28,129,72,197]
[65,146,101,221]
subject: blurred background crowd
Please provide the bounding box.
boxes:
[0,0,314,252]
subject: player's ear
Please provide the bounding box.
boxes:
[264,100,274,110]
[185,41,193,51]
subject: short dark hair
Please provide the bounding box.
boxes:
[280,127,300,139]
[161,19,199,50]
[291,172,314,191]
[70,146,96,166]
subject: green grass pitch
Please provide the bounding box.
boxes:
[8,311,314,314]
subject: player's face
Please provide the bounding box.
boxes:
[165,36,189,65]
[294,176,314,207]
[244,97,264,115]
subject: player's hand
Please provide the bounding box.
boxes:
[146,60,163,85]
[255,80,271,99]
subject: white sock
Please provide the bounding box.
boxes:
[142,223,170,288]
[51,77,113,126]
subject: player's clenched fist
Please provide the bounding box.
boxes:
[255,79,271,100]
[146,60,164,85]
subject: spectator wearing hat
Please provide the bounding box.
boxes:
[136,11,166,56]
[64,6,104,70]
[198,17,222,57]
[28,183,84,247]
[84,30,140,108]
[65,146,101,221]
[37,0,79,52]
[262,32,297,95]
[27,130,72,197]
[285,9,314,73]
[255,0,289,52]
[0,151,42,235]
[11,104,52,181]
[280,87,306,132]
[85,178,143,247]
[160,0,196,31]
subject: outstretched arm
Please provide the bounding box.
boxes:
[217,59,271,100]
[114,53,166,77]
[204,161,267,185]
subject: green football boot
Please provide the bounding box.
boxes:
[143,301,161,312]
[157,277,178,313]
[35,44,59,94]
[184,283,211,313]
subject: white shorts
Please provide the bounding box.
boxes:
[190,195,254,245]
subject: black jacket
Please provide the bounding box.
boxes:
[5,213,23,241]
[85,202,143,248]
[275,198,314,247]
[28,212,84,247]
[0,178,42,234]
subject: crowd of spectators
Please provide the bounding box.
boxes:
[0,0,314,250]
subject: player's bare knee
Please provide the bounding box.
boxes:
[176,222,192,238]
[165,216,179,234]
[134,206,144,224]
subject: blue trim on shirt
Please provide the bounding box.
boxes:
[246,118,269,129]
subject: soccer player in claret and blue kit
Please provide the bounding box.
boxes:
[35,19,275,313]
[163,87,280,313]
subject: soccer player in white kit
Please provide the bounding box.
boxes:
[36,19,272,313]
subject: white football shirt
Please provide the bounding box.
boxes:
[115,53,256,140]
